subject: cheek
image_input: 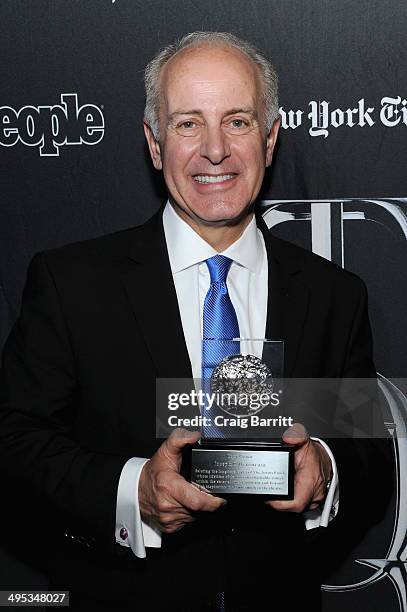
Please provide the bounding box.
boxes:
[162,139,198,177]
[242,151,266,181]
[162,159,183,188]
[239,139,266,166]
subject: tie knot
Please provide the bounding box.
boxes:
[206,255,233,284]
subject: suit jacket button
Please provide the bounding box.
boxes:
[120,527,128,540]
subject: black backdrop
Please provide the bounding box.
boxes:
[1,2,406,610]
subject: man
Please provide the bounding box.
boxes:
[0,32,391,611]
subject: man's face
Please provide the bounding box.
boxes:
[144,44,279,228]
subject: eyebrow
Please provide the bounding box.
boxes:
[168,108,257,122]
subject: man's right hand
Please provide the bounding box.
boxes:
[138,428,226,533]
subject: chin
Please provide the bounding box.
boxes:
[193,201,252,225]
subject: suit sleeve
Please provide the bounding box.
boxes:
[333,279,393,525]
[306,279,393,576]
[0,253,131,552]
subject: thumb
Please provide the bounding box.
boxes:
[164,428,201,458]
[282,422,309,447]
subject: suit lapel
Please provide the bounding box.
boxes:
[117,211,192,379]
[116,208,308,379]
[257,214,310,377]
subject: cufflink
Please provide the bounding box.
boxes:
[119,527,128,540]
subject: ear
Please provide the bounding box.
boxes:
[265,118,280,167]
[143,122,163,170]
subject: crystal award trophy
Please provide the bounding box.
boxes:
[183,339,294,499]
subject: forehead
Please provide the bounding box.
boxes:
[160,44,262,113]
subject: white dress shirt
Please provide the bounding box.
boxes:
[115,202,339,558]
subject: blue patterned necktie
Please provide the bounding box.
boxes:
[201,255,240,439]
[201,255,238,609]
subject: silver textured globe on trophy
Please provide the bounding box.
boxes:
[211,353,274,416]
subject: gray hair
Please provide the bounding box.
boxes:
[144,31,279,140]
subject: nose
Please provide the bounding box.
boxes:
[200,125,231,164]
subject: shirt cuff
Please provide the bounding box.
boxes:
[115,457,162,558]
[303,437,339,530]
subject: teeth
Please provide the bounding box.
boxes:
[194,174,234,184]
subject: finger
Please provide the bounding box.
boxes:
[164,428,201,459]
[160,516,195,534]
[190,481,211,494]
[196,491,227,512]
[282,422,309,447]
[156,507,194,526]
[174,478,226,512]
[266,476,313,513]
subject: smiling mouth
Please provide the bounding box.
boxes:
[193,174,236,184]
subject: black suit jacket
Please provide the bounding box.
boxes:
[0,207,392,607]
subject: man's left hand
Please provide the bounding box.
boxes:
[266,422,332,513]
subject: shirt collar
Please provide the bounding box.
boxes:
[163,201,262,274]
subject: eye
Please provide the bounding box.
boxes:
[173,119,201,136]
[179,120,196,129]
[231,118,248,128]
